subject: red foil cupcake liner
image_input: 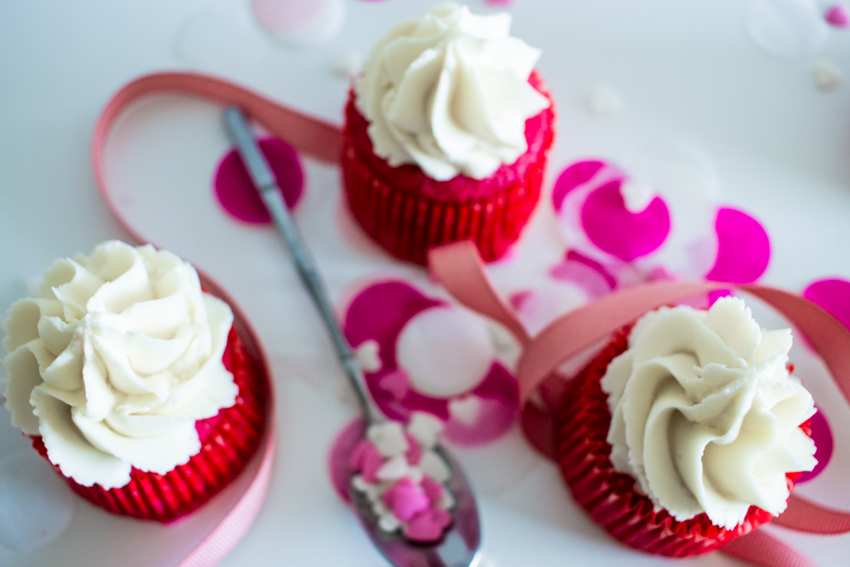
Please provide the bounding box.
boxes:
[31,325,267,523]
[342,72,555,266]
[553,328,800,557]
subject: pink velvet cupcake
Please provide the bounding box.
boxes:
[553,297,816,556]
[342,3,555,265]
[3,241,266,522]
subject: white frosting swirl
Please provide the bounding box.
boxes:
[355,2,550,181]
[2,241,238,489]
[601,297,816,529]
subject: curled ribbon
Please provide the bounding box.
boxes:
[92,72,344,566]
[428,240,850,567]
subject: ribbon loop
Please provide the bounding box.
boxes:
[428,239,850,566]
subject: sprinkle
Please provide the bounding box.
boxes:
[619,178,657,214]
[586,85,624,116]
[358,445,385,484]
[403,508,452,542]
[354,339,382,373]
[376,455,411,481]
[407,412,443,449]
[419,450,451,483]
[421,475,445,504]
[448,395,481,425]
[367,421,409,457]
[405,433,423,465]
[383,478,430,521]
[333,51,364,79]
[814,60,842,92]
[378,511,401,533]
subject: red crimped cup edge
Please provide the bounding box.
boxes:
[342,71,556,265]
[553,327,801,557]
[30,324,267,523]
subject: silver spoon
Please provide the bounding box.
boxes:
[223,106,481,567]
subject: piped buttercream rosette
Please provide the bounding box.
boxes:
[2,241,266,521]
[554,297,817,555]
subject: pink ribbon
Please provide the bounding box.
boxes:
[429,240,850,567]
[92,72,344,566]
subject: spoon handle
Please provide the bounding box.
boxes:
[223,106,380,423]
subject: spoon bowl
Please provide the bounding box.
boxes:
[350,446,480,567]
[223,106,482,567]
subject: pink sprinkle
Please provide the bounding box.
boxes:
[383,478,430,521]
[360,444,385,483]
[826,5,849,28]
[404,508,452,542]
[420,475,444,504]
[485,0,513,5]
[405,433,423,465]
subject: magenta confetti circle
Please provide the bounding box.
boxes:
[581,180,671,262]
[342,281,519,445]
[705,207,770,283]
[803,278,850,331]
[825,5,850,28]
[551,160,605,212]
[797,407,834,483]
[214,137,303,224]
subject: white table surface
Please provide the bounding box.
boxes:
[1,0,849,565]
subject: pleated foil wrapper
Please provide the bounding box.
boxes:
[31,325,267,523]
[342,71,555,265]
[553,328,800,557]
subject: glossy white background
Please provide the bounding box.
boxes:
[1,0,849,565]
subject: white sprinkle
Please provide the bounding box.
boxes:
[814,60,842,92]
[586,85,624,116]
[334,51,363,79]
[420,451,451,483]
[448,395,481,425]
[438,488,456,510]
[355,339,382,373]
[367,421,409,457]
[406,466,424,483]
[407,412,443,449]
[378,510,401,533]
[619,178,657,213]
[351,475,383,502]
[376,455,410,481]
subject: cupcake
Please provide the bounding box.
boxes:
[553,297,817,556]
[342,3,555,265]
[2,240,266,522]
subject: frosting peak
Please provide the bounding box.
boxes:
[3,241,237,488]
[601,297,816,529]
[355,2,550,181]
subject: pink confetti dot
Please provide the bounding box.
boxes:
[551,160,605,212]
[581,180,671,262]
[705,207,770,283]
[825,5,849,28]
[214,137,303,224]
[803,278,850,332]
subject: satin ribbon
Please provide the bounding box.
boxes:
[429,240,850,567]
[92,72,344,566]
